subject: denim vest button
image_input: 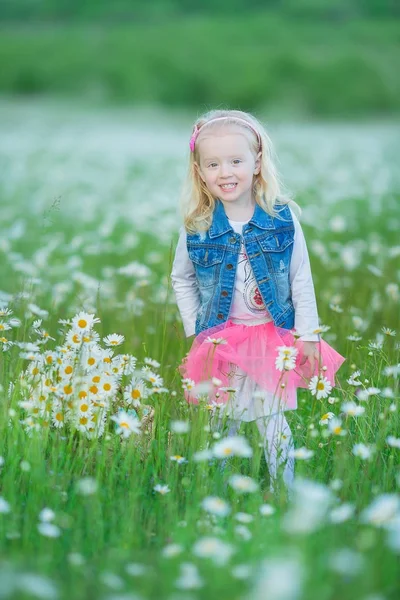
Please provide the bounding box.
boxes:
[226,264,233,270]
[229,236,236,243]
[221,290,228,297]
[217,313,224,319]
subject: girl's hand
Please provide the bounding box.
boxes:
[299,341,321,374]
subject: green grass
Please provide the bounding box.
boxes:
[0,13,399,116]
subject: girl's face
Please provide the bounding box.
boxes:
[194,127,261,208]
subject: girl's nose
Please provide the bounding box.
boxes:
[219,163,232,176]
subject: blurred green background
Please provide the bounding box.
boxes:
[1,0,399,117]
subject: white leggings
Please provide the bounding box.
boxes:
[215,412,295,495]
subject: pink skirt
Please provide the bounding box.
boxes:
[179,318,346,413]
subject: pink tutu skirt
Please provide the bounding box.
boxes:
[179,318,346,413]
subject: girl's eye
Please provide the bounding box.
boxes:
[233,159,241,164]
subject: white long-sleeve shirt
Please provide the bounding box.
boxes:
[171,207,320,342]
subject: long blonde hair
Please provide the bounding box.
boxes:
[179,109,301,234]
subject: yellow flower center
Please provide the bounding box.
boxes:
[55,412,64,422]
[131,389,141,399]
[64,385,73,395]
[88,357,95,366]
[103,383,111,391]
[78,391,87,399]
[79,417,88,425]
[317,381,325,390]
[45,357,52,364]
[92,376,100,383]
[89,385,98,394]
[80,403,89,412]
[78,319,87,329]
[65,366,73,375]
[72,334,80,344]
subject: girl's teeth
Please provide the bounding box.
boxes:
[221,184,236,189]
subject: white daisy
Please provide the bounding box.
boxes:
[275,346,298,372]
[201,496,231,517]
[192,536,235,565]
[124,379,148,406]
[352,443,374,459]
[327,417,347,436]
[103,333,125,347]
[341,402,365,417]
[309,375,333,399]
[71,312,100,332]
[288,447,314,460]
[154,484,170,495]
[212,435,253,459]
[170,455,188,464]
[204,337,228,345]
[111,411,141,438]
[228,475,259,494]
[319,412,335,425]
[386,436,400,448]
[170,420,190,434]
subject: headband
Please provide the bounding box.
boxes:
[189,116,261,152]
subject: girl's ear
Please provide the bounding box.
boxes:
[254,151,262,175]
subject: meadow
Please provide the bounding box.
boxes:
[0,98,399,599]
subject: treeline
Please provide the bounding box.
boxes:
[0,15,398,117]
[0,0,399,22]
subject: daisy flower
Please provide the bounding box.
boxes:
[124,379,148,406]
[71,312,100,332]
[352,443,375,460]
[204,337,227,346]
[327,417,347,436]
[341,402,365,417]
[192,536,235,565]
[382,327,396,337]
[228,475,259,494]
[288,447,314,460]
[386,436,400,448]
[319,412,335,425]
[308,375,333,399]
[103,333,125,347]
[275,346,298,371]
[201,496,231,517]
[170,420,190,434]
[170,455,188,464]
[347,370,362,386]
[111,411,141,438]
[181,378,196,392]
[212,436,253,459]
[154,484,171,495]
[144,357,160,368]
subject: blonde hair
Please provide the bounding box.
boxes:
[179,109,301,234]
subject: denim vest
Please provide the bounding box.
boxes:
[187,198,295,336]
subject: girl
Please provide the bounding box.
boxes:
[170,109,346,497]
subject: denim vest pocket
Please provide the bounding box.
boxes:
[188,244,226,288]
[258,232,294,301]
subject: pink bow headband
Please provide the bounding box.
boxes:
[189,117,262,153]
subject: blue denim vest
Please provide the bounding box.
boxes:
[187,199,296,336]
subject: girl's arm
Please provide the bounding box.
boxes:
[289,208,321,343]
[170,226,202,338]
